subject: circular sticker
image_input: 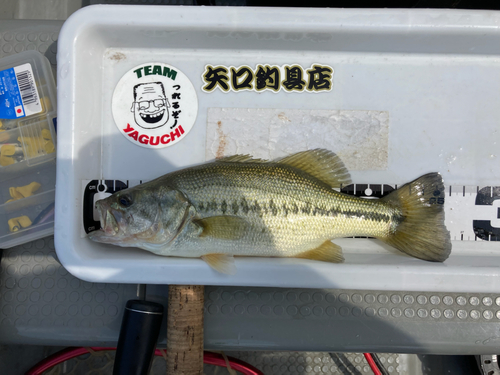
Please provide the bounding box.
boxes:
[112,63,198,148]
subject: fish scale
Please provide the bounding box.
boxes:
[165,162,398,256]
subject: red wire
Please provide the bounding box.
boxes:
[203,351,263,374]
[363,353,382,375]
[25,347,264,375]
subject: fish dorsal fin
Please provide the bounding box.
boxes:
[278,149,352,188]
[294,240,344,263]
[196,216,249,240]
[216,154,268,163]
[201,254,237,275]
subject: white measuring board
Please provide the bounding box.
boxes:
[55,7,500,289]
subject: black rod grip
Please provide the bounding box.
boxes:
[113,299,164,375]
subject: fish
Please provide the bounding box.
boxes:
[89,149,452,274]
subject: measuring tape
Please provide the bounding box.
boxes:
[81,180,500,242]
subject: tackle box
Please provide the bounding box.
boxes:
[0,50,57,248]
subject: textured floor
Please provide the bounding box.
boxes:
[1,347,402,375]
[0,346,484,374]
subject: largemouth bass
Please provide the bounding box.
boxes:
[89,149,451,274]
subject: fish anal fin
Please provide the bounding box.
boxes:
[294,240,344,263]
[278,149,352,188]
[202,253,237,275]
[196,216,248,240]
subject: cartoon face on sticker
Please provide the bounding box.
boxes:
[112,63,198,148]
[131,82,171,129]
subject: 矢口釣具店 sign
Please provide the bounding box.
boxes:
[201,64,334,93]
[112,63,198,148]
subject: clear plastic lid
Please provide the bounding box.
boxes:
[0,50,57,248]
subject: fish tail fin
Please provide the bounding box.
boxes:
[380,173,451,262]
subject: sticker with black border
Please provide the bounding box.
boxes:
[112,63,198,148]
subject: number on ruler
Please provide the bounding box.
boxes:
[473,186,500,241]
[429,197,445,205]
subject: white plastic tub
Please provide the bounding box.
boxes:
[56,5,500,291]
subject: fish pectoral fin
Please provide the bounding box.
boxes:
[196,216,248,240]
[201,253,237,275]
[277,149,352,188]
[294,241,344,263]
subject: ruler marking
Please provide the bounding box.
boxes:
[84,180,500,242]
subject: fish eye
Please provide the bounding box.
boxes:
[119,194,133,207]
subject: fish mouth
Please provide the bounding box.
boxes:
[95,201,120,236]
